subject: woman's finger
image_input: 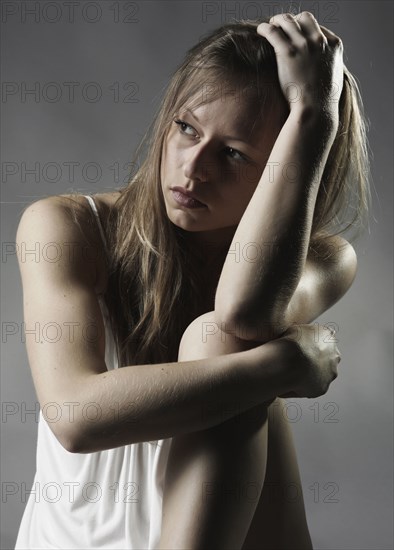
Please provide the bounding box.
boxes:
[261,12,331,53]
[295,12,329,50]
[295,11,324,35]
[256,22,293,54]
[319,24,343,48]
[268,13,305,48]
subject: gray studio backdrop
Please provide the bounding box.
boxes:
[1,1,393,549]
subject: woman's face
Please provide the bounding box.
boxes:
[160,91,287,247]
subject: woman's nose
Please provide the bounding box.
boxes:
[183,143,213,182]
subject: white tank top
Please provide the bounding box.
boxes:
[14,195,173,549]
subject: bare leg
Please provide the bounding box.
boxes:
[158,311,271,549]
[241,397,313,550]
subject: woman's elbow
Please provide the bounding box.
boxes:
[42,410,85,454]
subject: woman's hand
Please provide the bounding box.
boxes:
[275,323,341,399]
[257,12,344,121]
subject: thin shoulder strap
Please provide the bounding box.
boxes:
[83,195,109,256]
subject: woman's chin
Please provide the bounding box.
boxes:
[167,208,210,231]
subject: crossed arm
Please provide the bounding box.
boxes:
[214,107,358,342]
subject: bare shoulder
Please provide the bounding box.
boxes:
[16,191,121,293]
[309,232,357,270]
[18,192,94,235]
[305,232,358,307]
[16,193,98,289]
[17,190,121,231]
[308,232,358,298]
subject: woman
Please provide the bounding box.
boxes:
[15,12,369,550]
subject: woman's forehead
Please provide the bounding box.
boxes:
[186,99,256,126]
[179,95,283,138]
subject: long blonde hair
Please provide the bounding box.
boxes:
[77,18,372,367]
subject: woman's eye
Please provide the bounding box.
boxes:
[173,118,247,162]
[173,119,197,137]
[226,147,247,162]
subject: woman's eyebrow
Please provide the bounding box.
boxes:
[183,108,260,150]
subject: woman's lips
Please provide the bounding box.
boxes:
[171,189,207,209]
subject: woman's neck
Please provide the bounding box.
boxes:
[185,225,236,256]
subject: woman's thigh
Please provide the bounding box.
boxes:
[241,397,313,550]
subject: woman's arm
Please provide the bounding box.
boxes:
[16,197,338,454]
[215,14,347,340]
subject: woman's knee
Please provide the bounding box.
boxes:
[179,310,258,361]
[178,311,269,435]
